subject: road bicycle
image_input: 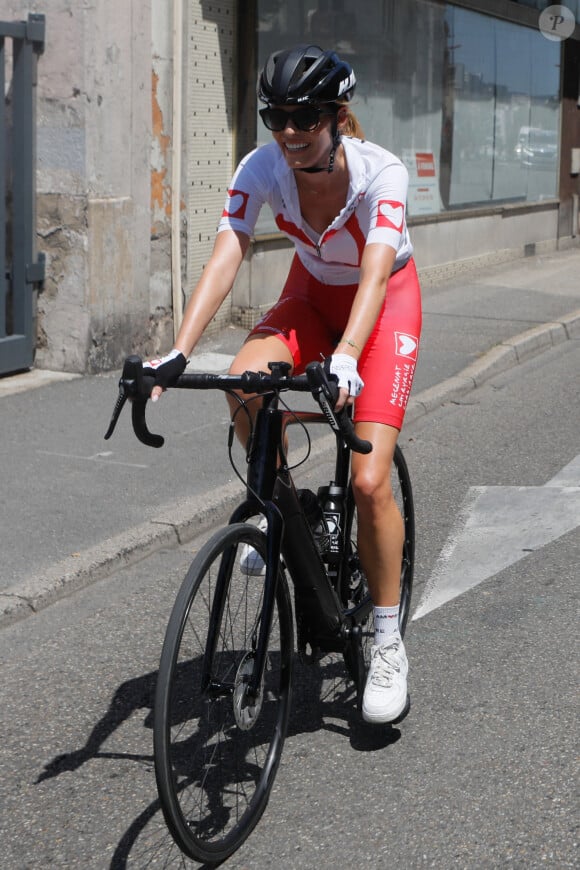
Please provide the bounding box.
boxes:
[105,354,415,866]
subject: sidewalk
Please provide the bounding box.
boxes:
[1,246,579,626]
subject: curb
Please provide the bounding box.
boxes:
[405,308,580,423]
[2,309,580,628]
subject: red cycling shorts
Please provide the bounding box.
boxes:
[248,254,422,430]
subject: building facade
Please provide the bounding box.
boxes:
[3,0,579,372]
[229,0,580,329]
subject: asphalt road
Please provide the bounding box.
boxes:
[1,338,578,868]
[2,245,580,608]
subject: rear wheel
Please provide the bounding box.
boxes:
[393,443,415,634]
[154,523,293,866]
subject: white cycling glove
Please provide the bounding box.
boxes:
[327,353,364,397]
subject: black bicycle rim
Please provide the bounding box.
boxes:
[153,523,293,865]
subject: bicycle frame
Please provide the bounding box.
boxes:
[104,356,375,702]
[226,388,363,698]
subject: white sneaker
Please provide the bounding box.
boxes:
[239,516,268,576]
[362,637,409,724]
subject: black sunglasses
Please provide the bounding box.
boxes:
[259,105,336,133]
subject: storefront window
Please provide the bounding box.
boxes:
[512,0,579,13]
[445,6,560,208]
[254,0,561,231]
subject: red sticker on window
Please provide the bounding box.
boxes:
[415,152,436,177]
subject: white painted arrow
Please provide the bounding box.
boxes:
[412,455,580,620]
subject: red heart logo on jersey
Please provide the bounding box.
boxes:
[376,200,404,232]
[223,189,249,220]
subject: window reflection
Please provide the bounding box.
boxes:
[513,0,579,13]
[255,0,561,230]
[445,7,560,208]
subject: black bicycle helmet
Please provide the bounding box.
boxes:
[258,44,356,106]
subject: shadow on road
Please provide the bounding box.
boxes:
[36,654,404,866]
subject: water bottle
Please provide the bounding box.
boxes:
[297,489,326,552]
[317,483,345,566]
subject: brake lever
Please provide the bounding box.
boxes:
[305,361,372,455]
[104,354,164,448]
[104,388,128,441]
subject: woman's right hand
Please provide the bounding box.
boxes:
[143,349,187,402]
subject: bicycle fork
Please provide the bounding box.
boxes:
[229,498,286,701]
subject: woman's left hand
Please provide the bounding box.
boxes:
[326,353,364,410]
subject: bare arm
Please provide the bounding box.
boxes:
[151,229,249,400]
[174,229,250,355]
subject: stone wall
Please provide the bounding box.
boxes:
[5,0,159,372]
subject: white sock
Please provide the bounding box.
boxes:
[374,605,401,646]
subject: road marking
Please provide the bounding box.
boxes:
[413,455,580,620]
[37,450,149,469]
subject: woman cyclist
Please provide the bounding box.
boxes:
[145,44,422,724]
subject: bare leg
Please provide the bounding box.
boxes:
[350,422,403,607]
[226,335,294,446]
[354,422,410,723]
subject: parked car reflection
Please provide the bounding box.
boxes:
[515,127,558,168]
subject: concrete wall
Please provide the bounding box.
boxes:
[411,201,563,283]
[4,0,157,372]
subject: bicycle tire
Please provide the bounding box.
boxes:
[341,443,415,686]
[154,522,293,866]
[393,443,415,635]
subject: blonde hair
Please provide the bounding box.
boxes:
[337,104,365,140]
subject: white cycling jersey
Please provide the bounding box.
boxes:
[217,137,413,285]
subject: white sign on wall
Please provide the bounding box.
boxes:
[402,150,442,216]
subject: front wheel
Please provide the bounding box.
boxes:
[154,523,294,866]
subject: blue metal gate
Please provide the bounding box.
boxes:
[0,13,45,375]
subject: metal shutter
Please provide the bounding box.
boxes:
[186,1,236,329]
